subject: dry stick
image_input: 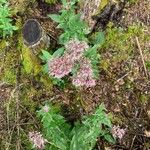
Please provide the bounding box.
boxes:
[19,104,40,129]
[6,124,16,150]
[16,88,20,150]
[130,135,136,150]
[6,87,19,150]
[135,36,148,78]
[116,71,132,83]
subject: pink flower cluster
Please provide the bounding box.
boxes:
[65,38,89,61]
[72,58,96,87]
[48,39,96,87]
[48,54,73,78]
[112,125,126,140]
[29,131,47,150]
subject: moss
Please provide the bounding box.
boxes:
[3,69,16,84]
[0,39,19,85]
[111,114,123,124]
[100,24,148,70]
[128,0,140,5]
[139,94,149,105]
[0,40,9,50]
[20,87,38,112]
[18,35,42,76]
[100,59,110,71]
[44,0,58,4]
[146,61,150,70]
[3,94,38,149]
[40,75,53,89]
[20,130,33,150]
[10,0,36,16]
[98,0,108,13]
[22,46,42,75]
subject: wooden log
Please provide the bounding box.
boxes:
[22,19,50,55]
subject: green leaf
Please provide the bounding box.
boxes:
[43,64,49,73]
[48,14,61,23]
[52,48,64,58]
[90,32,105,46]
[71,63,80,76]
[101,116,112,128]
[61,0,67,6]
[69,0,79,5]
[59,32,70,44]
[38,104,71,150]
[103,134,116,144]
[0,2,17,37]
[37,103,115,150]
[40,50,52,61]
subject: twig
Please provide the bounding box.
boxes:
[116,71,131,83]
[6,124,16,150]
[135,36,148,78]
[19,104,40,129]
[130,135,136,150]
[15,60,22,150]
[16,88,20,150]
[6,87,17,150]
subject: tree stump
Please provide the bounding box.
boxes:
[22,19,50,55]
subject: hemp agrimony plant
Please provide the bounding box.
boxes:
[40,0,105,87]
[29,103,115,150]
[0,0,17,37]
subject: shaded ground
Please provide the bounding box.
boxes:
[0,0,150,149]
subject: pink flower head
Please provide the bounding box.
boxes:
[65,39,89,61]
[112,125,126,140]
[43,105,49,113]
[29,131,47,150]
[48,54,73,78]
[72,58,96,87]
